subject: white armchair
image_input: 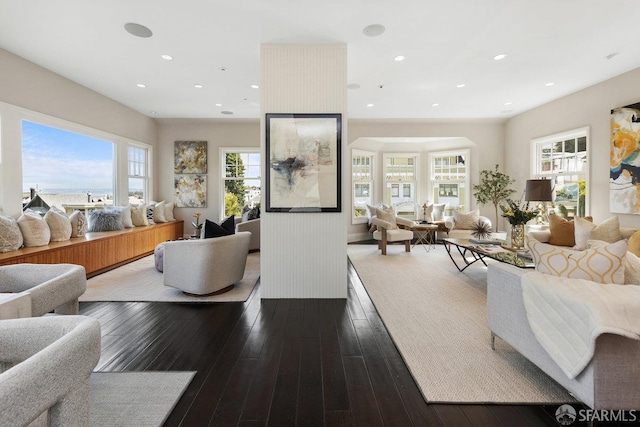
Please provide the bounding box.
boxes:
[443,213,493,239]
[163,231,251,295]
[0,316,101,427]
[371,216,414,255]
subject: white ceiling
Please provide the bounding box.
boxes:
[1,0,639,120]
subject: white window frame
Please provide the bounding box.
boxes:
[428,149,470,211]
[530,126,589,217]
[352,149,375,224]
[220,147,261,219]
[127,143,150,206]
[383,152,419,219]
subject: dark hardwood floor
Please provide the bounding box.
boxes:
[79,260,576,426]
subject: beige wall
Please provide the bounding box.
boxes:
[0,48,158,216]
[504,67,640,228]
[155,118,260,233]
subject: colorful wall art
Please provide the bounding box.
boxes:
[174,174,207,208]
[174,141,207,174]
[610,102,640,214]
[265,113,341,212]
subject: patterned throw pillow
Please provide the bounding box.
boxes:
[452,209,479,230]
[432,203,447,221]
[527,235,626,284]
[69,210,88,237]
[18,209,51,247]
[0,212,23,252]
[574,216,621,250]
[375,206,397,230]
[589,239,640,285]
[146,203,156,225]
[44,206,72,241]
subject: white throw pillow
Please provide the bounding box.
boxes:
[0,212,23,252]
[106,205,134,228]
[164,201,176,221]
[432,203,447,221]
[18,209,51,247]
[574,216,621,251]
[375,206,397,229]
[527,235,626,284]
[452,209,479,230]
[131,203,149,227]
[69,210,88,237]
[44,206,72,241]
[153,200,168,223]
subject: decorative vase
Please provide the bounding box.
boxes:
[511,224,525,248]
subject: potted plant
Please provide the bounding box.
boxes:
[472,164,516,232]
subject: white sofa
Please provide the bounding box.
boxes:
[163,231,251,295]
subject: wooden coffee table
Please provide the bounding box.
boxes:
[443,238,534,272]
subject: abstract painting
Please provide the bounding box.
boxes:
[174,174,207,207]
[174,141,207,174]
[610,102,640,214]
[265,113,341,212]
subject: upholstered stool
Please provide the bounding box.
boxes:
[154,242,166,272]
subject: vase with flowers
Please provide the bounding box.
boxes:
[500,199,539,248]
[191,212,203,238]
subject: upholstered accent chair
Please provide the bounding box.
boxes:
[0,263,87,316]
[235,217,260,251]
[372,216,414,255]
[163,231,251,295]
[0,316,101,427]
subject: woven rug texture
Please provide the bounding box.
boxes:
[81,252,259,302]
[347,243,575,404]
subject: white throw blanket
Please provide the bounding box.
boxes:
[521,272,640,379]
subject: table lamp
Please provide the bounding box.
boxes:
[524,179,554,223]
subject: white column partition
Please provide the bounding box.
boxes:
[260,44,348,299]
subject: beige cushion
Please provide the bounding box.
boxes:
[131,203,149,227]
[164,201,176,221]
[527,235,626,284]
[574,216,621,250]
[432,203,446,221]
[627,230,640,257]
[452,209,479,230]
[69,210,88,237]
[589,239,640,285]
[375,206,397,229]
[153,201,168,223]
[18,209,50,247]
[44,206,72,241]
[106,206,134,228]
[0,213,23,252]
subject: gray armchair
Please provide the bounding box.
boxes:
[0,264,87,316]
[0,316,101,427]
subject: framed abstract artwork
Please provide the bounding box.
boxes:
[174,141,207,174]
[610,102,640,214]
[265,113,342,212]
[174,174,207,208]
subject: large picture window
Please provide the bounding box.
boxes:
[532,127,589,218]
[352,150,374,222]
[222,149,261,218]
[22,120,114,211]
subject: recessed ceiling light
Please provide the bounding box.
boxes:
[215,103,222,107]
[606,52,620,60]
[347,83,360,90]
[124,22,153,38]
[545,82,555,87]
[456,83,466,88]
[194,84,204,89]
[432,103,440,107]
[150,111,156,115]
[363,24,385,37]
[161,54,173,60]
[504,101,512,106]
[394,55,405,62]
[219,67,227,72]
[366,103,374,107]
[250,84,259,89]
[136,83,146,88]
[221,110,234,115]
[493,54,507,61]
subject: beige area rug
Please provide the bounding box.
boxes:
[81,253,259,302]
[347,244,575,404]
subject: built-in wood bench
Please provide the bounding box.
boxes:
[0,221,184,277]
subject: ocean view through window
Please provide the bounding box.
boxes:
[22,120,114,212]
